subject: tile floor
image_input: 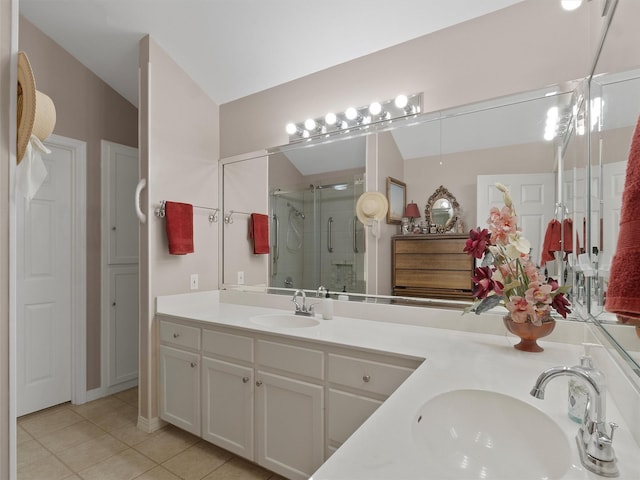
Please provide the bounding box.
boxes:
[17,388,287,480]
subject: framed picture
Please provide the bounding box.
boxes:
[386,177,406,224]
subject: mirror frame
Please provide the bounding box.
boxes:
[425,185,459,233]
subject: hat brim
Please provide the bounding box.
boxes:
[356,191,389,226]
[17,52,37,164]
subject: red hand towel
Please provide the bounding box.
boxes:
[540,219,560,266]
[165,201,194,255]
[606,115,640,318]
[249,213,269,254]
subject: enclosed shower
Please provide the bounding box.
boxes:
[270,177,365,294]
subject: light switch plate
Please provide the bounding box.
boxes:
[190,274,199,290]
[237,271,244,285]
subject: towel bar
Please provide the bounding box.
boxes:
[224,210,251,224]
[155,200,219,223]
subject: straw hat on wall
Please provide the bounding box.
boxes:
[356,191,389,226]
[17,51,56,164]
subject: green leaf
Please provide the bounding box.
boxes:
[474,295,502,314]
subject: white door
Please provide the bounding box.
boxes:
[102,140,139,390]
[477,173,555,270]
[602,160,626,267]
[17,140,72,416]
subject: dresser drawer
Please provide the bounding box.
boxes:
[159,320,201,350]
[202,328,253,363]
[328,354,414,396]
[257,340,324,380]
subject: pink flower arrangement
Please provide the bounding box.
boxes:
[463,183,571,324]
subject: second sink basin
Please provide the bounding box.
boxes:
[250,313,320,328]
[411,389,571,479]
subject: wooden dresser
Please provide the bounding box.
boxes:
[392,234,475,300]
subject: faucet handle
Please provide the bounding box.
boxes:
[608,422,618,442]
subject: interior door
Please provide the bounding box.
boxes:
[477,173,555,271]
[16,140,72,416]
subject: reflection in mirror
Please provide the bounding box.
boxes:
[269,137,366,294]
[425,186,459,232]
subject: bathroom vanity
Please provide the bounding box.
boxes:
[156,290,640,480]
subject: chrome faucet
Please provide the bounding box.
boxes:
[292,289,313,316]
[530,366,619,477]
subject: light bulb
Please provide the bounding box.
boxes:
[394,94,408,109]
[561,0,582,11]
[369,102,382,116]
[325,112,337,125]
[304,118,316,131]
[286,123,298,135]
[547,106,559,120]
[345,107,358,120]
[302,130,310,138]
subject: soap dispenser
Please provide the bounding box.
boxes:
[322,291,333,320]
[568,343,605,423]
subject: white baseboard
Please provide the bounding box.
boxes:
[137,415,165,433]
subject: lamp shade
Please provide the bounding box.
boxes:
[404,202,420,219]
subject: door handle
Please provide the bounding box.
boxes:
[134,178,147,224]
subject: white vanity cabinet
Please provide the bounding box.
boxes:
[201,329,254,459]
[326,352,419,456]
[255,340,325,480]
[158,320,201,435]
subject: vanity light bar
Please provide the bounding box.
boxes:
[285,93,423,143]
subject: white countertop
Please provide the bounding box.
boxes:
[156,291,640,480]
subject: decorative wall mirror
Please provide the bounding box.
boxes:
[425,186,459,233]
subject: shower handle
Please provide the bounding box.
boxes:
[353,216,359,253]
[327,217,334,253]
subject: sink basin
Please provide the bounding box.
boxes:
[412,389,571,479]
[250,313,320,328]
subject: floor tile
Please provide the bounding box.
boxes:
[110,423,166,447]
[17,453,72,480]
[17,424,33,445]
[133,465,182,480]
[88,403,138,432]
[162,441,233,480]
[202,457,273,480]
[55,433,128,472]
[114,387,139,407]
[19,405,84,438]
[38,420,105,453]
[17,439,51,469]
[78,448,155,480]
[68,396,127,421]
[134,425,200,464]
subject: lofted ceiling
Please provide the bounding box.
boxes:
[19,0,524,107]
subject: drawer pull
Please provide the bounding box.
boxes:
[242,376,250,383]
[173,332,180,338]
[190,362,197,368]
[256,380,263,387]
[363,375,371,383]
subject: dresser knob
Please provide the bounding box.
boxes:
[256,380,263,387]
[363,375,371,383]
[173,332,180,338]
[190,362,197,368]
[242,376,250,383]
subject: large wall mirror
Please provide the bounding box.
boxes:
[586,0,640,371]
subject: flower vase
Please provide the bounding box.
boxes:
[503,315,556,352]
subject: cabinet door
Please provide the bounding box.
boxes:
[328,388,382,448]
[255,371,324,480]
[201,357,253,459]
[159,345,200,435]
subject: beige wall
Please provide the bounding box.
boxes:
[138,36,220,422]
[18,17,139,389]
[220,0,593,158]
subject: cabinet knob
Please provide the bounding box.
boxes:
[173,332,180,338]
[242,376,249,383]
[363,375,371,383]
[112,302,116,307]
[256,380,263,387]
[112,226,116,231]
[190,362,197,368]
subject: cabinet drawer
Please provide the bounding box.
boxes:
[394,237,467,254]
[328,354,414,396]
[159,320,201,350]
[395,269,472,290]
[328,389,382,445]
[257,340,324,380]
[202,329,253,363]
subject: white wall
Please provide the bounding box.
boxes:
[138,35,220,424]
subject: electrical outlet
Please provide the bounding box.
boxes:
[190,274,199,290]
[237,271,244,285]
